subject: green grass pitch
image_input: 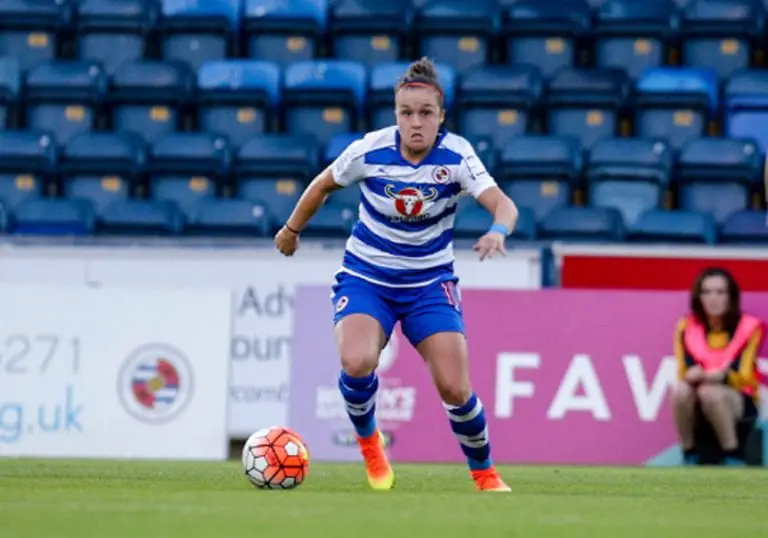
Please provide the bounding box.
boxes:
[0,459,766,538]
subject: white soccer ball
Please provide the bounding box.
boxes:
[242,426,310,490]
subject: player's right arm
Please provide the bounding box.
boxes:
[274,138,366,255]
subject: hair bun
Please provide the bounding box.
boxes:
[405,56,439,82]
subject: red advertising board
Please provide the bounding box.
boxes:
[554,245,768,291]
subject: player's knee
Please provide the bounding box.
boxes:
[435,381,472,408]
[696,384,725,407]
[672,382,696,407]
[340,350,378,377]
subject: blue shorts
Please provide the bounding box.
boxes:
[331,272,465,347]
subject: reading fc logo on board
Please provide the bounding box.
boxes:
[117,344,194,425]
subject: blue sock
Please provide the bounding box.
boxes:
[338,371,379,438]
[444,392,492,470]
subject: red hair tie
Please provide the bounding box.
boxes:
[401,81,443,97]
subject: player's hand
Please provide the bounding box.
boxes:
[274,226,300,256]
[685,366,704,385]
[473,231,507,261]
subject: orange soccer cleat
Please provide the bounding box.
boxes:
[356,429,395,490]
[471,467,511,492]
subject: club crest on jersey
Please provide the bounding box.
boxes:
[384,184,438,219]
[432,166,451,183]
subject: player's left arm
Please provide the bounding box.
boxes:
[458,142,519,261]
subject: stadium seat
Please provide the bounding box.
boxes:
[502,178,571,221]
[11,198,96,236]
[186,199,270,237]
[498,135,583,183]
[0,202,6,233]
[679,0,764,79]
[415,0,501,74]
[0,0,70,71]
[110,60,194,144]
[197,60,281,146]
[282,61,366,146]
[594,0,674,80]
[0,130,56,210]
[235,134,318,228]
[679,182,750,224]
[720,210,768,244]
[634,67,719,150]
[546,67,630,149]
[243,0,326,66]
[98,199,184,235]
[59,132,146,213]
[75,0,159,74]
[0,56,20,128]
[148,133,231,215]
[329,0,413,66]
[724,70,768,150]
[586,137,671,225]
[628,209,717,244]
[455,196,537,239]
[539,206,624,242]
[158,0,239,72]
[300,203,356,238]
[502,0,591,78]
[368,62,456,130]
[457,65,543,150]
[25,61,108,146]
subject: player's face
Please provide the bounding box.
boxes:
[699,275,730,318]
[395,87,444,155]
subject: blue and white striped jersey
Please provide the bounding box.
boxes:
[330,126,497,288]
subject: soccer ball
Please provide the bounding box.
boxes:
[242,426,310,490]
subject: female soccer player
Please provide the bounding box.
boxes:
[274,57,519,492]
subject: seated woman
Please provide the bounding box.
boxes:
[671,267,765,466]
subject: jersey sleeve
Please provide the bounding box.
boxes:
[330,138,367,187]
[457,140,497,198]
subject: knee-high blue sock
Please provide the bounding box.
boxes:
[338,371,379,439]
[444,392,492,470]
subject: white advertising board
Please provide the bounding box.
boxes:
[0,244,543,437]
[0,284,231,459]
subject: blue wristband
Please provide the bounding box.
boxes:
[489,223,509,236]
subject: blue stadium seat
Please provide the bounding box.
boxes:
[283,61,366,145]
[159,0,239,72]
[186,198,270,237]
[455,195,537,239]
[586,137,671,225]
[457,65,542,150]
[197,61,280,147]
[677,137,762,184]
[628,209,717,244]
[238,179,303,231]
[235,134,318,228]
[111,60,194,144]
[634,67,719,150]
[244,0,326,66]
[724,70,768,150]
[60,132,145,213]
[679,0,764,79]
[148,133,231,215]
[498,135,582,182]
[546,67,629,149]
[502,179,571,221]
[0,0,70,70]
[25,61,108,146]
[0,202,6,233]
[329,0,413,66]
[679,182,750,224]
[0,56,20,128]
[301,203,356,238]
[368,62,456,130]
[594,0,674,80]
[502,0,591,78]
[539,206,624,242]
[0,130,55,210]
[721,210,768,244]
[415,0,501,74]
[98,199,184,235]
[75,0,159,74]
[11,199,96,236]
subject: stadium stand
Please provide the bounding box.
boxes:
[0,0,765,243]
